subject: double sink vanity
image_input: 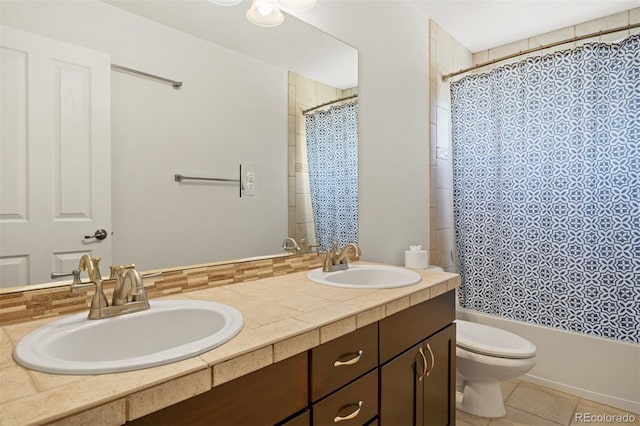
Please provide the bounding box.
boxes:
[2,258,459,425]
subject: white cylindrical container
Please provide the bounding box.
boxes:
[404,245,429,269]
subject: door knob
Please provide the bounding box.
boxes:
[84,229,108,240]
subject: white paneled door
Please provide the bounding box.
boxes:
[0,26,111,288]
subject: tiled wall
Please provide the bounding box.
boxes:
[472,9,640,71]
[428,21,472,273]
[287,72,356,250]
[428,8,639,273]
[0,253,331,326]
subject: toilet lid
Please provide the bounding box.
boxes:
[456,320,536,359]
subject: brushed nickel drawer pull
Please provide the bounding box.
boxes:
[418,347,428,381]
[426,343,435,377]
[333,350,363,367]
[333,401,363,423]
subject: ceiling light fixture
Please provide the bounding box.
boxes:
[246,0,284,27]
[208,0,316,27]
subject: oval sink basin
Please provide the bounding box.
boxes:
[14,300,244,375]
[307,264,422,289]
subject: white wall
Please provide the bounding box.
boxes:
[1,1,288,271]
[4,0,432,270]
[291,2,432,265]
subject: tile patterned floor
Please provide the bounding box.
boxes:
[456,379,639,426]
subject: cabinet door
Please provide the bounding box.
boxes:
[420,324,456,426]
[379,342,423,425]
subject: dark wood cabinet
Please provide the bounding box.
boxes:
[312,369,378,425]
[279,410,310,426]
[379,291,455,364]
[129,352,308,426]
[380,341,423,426]
[129,291,456,426]
[421,324,456,426]
[310,322,378,402]
[380,324,456,426]
[379,291,455,426]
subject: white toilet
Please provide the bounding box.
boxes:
[455,319,537,418]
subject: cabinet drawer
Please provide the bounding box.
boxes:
[311,322,378,401]
[312,369,378,426]
[379,291,454,364]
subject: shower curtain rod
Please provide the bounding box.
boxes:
[303,94,358,115]
[442,23,640,82]
[111,64,183,89]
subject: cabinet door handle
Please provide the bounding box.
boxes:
[426,343,435,377]
[418,347,428,381]
[333,401,363,423]
[333,350,363,367]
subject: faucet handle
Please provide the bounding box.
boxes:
[109,264,135,279]
[124,269,149,308]
[282,237,301,254]
[70,281,97,293]
[308,243,321,254]
[51,269,82,285]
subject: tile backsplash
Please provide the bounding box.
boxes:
[0,253,328,326]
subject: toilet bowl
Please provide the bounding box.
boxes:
[455,319,537,418]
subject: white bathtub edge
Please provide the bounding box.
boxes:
[522,373,640,415]
[456,307,640,415]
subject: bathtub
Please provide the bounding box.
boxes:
[456,307,640,414]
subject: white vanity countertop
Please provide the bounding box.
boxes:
[0,262,460,425]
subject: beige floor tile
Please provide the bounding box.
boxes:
[500,379,520,402]
[457,409,491,426]
[570,399,639,426]
[489,406,565,426]
[506,382,578,425]
[457,417,481,426]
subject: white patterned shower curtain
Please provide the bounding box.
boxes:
[305,102,358,251]
[450,35,639,343]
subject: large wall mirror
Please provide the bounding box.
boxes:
[0,0,358,291]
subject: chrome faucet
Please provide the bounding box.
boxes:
[282,237,301,254]
[65,256,150,320]
[323,242,361,272]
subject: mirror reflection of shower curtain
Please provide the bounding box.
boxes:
[305,101,358,251]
